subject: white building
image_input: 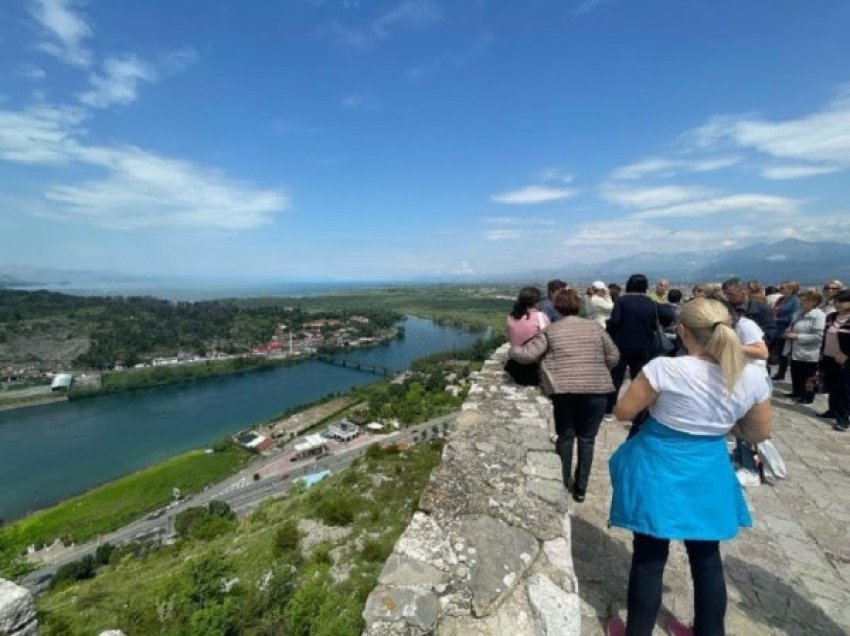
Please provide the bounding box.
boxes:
[328,420,361,442]
[293,434,328,458]
[50,373,73,391]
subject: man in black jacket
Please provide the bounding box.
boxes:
[721,277,777,344]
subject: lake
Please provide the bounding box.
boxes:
[0,316,486,521]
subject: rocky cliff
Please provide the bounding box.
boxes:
[0,579,36,636]
[363,345,580,635]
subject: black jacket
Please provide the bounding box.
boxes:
[738,299,776,344]
[607,294,673,352]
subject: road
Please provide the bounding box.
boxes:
[19,413,455,592]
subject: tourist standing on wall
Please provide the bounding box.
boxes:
[587,281,614,326]
[606,298,772,636]
[608,283,622,304]
[540,279,567,324]
[504,286,549,386]
[771,281,801,381]
[821,280,845,316]
[509,288,619,503]
[784,291,826,405]
[606,274,674,420]
[650,279,669,303]
[821,289,850,431]
[720,277,776,345]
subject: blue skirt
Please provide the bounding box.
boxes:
[609,417,752,541]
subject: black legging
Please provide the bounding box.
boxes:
[627,533,726,636]
[551,393,606,495]
[790,359,818,400]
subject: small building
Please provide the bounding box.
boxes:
[50,373,74,392]
[293,434,328,459]
[328,420,361,442]
[366,422,384,432]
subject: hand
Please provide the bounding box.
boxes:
[784,332,797,340]
[837,352,848,365]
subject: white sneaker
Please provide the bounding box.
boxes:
[549,432,558,444]
[603,414,614,422]
[736,467,761,487]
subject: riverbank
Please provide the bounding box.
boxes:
[0,394,67,412]
[0,442,252,579]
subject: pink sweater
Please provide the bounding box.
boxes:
[507,309,550,346]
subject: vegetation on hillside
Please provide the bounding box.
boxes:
[0,289,401,369]
[0,442,252,579]
[37,442,443,636]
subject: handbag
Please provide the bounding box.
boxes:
[757,440,787,482]
[651,304,675,358]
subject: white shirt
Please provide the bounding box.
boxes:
[736,316,767,368]
[643,356,771,436]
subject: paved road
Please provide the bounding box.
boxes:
[20,413,455,592]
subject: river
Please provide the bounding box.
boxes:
[0,316,486,521]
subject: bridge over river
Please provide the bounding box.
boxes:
[314,355,392,377]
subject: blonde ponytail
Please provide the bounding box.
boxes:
[679,299,745,393]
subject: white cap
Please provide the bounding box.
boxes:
[591,280,607,290]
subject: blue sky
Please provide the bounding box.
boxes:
[1,0,849,281]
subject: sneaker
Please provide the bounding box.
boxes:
[603,414,614,422]
[549,432,558,444]
[666,616,694,636]
[572,491,586,503]
[606,617,626,636]
[736,467,761,487]
[834,423,849,432]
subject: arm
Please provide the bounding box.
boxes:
[613,372,657,422]
[509,331,549,364]
[601,329,620,369]
[794,314,826,344]
[730,400,773,444]
[607,299,622,334]
[741,341,769,360]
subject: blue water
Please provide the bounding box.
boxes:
[0,316,485,520]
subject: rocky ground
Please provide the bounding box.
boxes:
[574,379,850,636]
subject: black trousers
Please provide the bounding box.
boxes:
[771,337,788,378]
[823,357,850,425]
[551,393,606,494]
[790,359,818,400]
[612,349,651,397]
[627,533,726,636]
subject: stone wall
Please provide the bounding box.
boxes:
[0,579,37,636]
[363,345,580,635]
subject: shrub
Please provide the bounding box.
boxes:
[51,555,96,588]
[94,542,115,566]
[273,520,301,557]
[175,507,207,537]
[316,494,355,527]
[207,500,235,520]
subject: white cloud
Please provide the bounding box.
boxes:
[600,184,713,209]
[630,193,799,220]
[326,0,440,48]
[341,94,364,108]
[484,216,555,226]
[574,0,613,16]
[538,167,574,184]
[17,67,47,81]
[0,105,288,230]
[453,261,474,275]
[684,89,850,170]
[405,32,493,81]
[485,229,522,240]
[491,185,578,205]
[611,155,741,180]
[30,0,93,67]
[760,164,842,180]
[78,55,157,108]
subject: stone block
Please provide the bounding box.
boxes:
[527,573,581,636]
[363,585,440,633]
[0,579,36,636]
[458,515,539,617]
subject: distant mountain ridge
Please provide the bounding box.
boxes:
[0,265,154,288]
[522,239,850,285]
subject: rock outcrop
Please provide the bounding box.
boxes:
[0,578,37,636]
[363,345,580,635]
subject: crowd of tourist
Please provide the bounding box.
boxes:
[502,274,850,636]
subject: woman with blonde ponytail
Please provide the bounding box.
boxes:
[605,299,773,636]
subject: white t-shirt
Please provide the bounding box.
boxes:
[642,356,771,436]
[736,316,767,369]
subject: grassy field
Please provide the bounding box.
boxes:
[37,442,443,636]
[0,443,253,578]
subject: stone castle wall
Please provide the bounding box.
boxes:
[363,345,580,635]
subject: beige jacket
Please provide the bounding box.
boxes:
[510,316,620,395]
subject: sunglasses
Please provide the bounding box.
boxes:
[824,286,840,290]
